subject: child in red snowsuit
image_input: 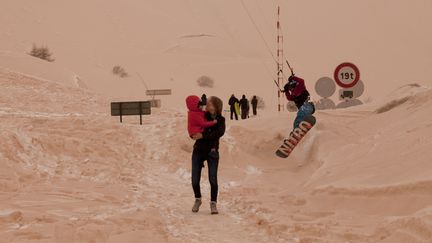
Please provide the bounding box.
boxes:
[186,95,217,136]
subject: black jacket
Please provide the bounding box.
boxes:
[293,90,310,109]
[194,113,226,153]
[201,95,207,105]
[239,98,249,110]
[251,97,258,107]
[228,97,239,109]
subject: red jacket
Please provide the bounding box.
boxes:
[285,76,306,101]
[186,96,216,135]
[284,76,310,108]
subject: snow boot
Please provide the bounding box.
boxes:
[192,198,202,213]
[210,201,219,215]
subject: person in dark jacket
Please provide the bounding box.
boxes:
[228,94,239,120]
[190,96,226,215]
[239,95,249,120]
[201,94,207,106]
[284,75,314,130]
[251,96,258,116]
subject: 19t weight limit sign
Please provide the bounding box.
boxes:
[334,62,360,88]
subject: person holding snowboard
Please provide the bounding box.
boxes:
[228,94,239,120]
[251,96,258,116]
[239,95,249,120]
[190,96,225,214]
[284,75,314,130]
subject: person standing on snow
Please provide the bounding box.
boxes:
[190,96,226,215]
[284,75,314,130]
[246,101,250,118]
[239,95,249,120]
[228,94,239,120]
[251,96,258,116]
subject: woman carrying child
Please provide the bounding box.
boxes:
[188,96,225,215]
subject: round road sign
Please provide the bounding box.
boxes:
[315,77,336,98]
[334,62,360,88]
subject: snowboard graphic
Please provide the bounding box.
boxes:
[276,115,316,158]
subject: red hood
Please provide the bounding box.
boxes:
[186,95,201,111]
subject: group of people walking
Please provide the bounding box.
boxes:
[228,94,258,120]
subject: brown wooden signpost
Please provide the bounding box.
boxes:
[111,101,151,125]
[145,89,172,108]
[146,89,172,96]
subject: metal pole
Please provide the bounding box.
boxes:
[276,6,284,112]
[139,102,142,125]
[119,103,123,123]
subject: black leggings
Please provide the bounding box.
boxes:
[191,149,219,202]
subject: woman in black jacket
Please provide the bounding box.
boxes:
[190,96,225,214]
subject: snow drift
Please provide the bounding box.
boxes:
[1,67,431,242]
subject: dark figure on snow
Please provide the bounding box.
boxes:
[201,94,207,106]
[239,95,249,120]
[284,75,315,131]
[190,96,225,215]
[246,103,250,118]
[228,94,239,120]
[251,96,258,116]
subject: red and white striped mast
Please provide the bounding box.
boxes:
[277,6,284,112]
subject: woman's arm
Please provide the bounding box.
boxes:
[202,116,225,140]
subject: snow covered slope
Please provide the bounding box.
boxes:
[1,1,432,241]
[1,67,432,242]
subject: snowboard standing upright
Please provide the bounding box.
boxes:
[276,115,316,158]
[234,102,241,117]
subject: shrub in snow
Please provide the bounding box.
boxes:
[197,76,214,88]
[112,65,129,78]
[28,44,55,62]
